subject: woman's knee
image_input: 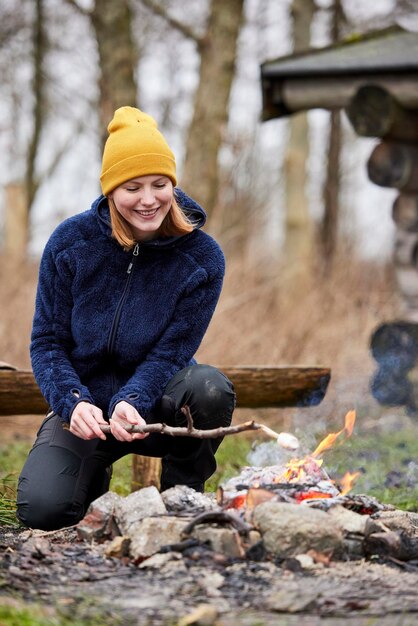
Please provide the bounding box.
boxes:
[166,364,236,427]
[17,475,84,531]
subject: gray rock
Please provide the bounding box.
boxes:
[327,504,369,534]
[192,525,245,559]
[115,486,167,535]
[129,516,189,560]
[161,485,218,514]
[77,491,123,542]
[252,501,344,558]
[138,551,184,569]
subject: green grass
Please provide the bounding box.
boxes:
[0,602,135,626]
[324,427,418,511]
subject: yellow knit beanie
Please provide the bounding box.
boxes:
[100,106,177,195]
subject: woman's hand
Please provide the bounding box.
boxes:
[70,401,107,440]
[109,401,149,442]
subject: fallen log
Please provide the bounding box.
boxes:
[0,365,330,416]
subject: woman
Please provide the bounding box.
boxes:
[17,107,235,531]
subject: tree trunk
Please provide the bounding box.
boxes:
[26,0,46,212]
[3,183,29,260]
[91,0,137,145]
[320,0,344,272]
[283,0,315,286]
[180,0,244,218]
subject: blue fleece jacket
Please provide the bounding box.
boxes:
[30,189,225,423]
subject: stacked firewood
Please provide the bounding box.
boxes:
[346,85,418,412]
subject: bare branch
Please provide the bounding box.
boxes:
[62,0,92,18]
[98,414,300,451]
[180,405,194,433]
[138,0,203,46]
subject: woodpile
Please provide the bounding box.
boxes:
[346,84,418,320]
[346,85,418,412]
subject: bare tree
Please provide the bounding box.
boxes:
[65,0,138,145]
[26,0,47,213]
[140,0,245,218]
[283,0,316,287]
[320,0,345,273]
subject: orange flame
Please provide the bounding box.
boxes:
[339,471,361,496]
[312,410,356,458]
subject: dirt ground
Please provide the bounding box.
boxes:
[1,525,418,626]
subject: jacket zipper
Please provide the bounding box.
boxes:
[107,243,140,395]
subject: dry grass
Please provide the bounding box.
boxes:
[0,247,401,439]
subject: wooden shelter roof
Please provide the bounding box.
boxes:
[261,27,418,119]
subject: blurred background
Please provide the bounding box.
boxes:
[0,0,416,457]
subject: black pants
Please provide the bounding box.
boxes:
[17,365,235,531]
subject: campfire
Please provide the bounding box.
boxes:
[218,410,361,512]
[75,410,418,568]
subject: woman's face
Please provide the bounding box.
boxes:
[110,175,173,240]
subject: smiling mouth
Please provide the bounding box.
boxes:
[135,208,159,217]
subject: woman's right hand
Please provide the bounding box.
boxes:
[70,402,107,440]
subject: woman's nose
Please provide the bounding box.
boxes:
[140,187,156,205]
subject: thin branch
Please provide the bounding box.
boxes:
[181,406,194,433]
[62,0,92,18]
[99,413,300,451]
[138,0,203,46]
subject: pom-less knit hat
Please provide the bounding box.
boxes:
[100,106,177,195]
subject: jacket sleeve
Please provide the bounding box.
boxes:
[30,239,95,422]
[108,262,224,420]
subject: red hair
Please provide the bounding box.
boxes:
[108,195,194,250]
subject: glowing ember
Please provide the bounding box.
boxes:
[277,456,324,484]
[293,491,332,503]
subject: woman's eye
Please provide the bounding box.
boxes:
[154,183,166,189]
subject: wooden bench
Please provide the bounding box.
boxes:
[0,362,330,488]
[0,363,330,414]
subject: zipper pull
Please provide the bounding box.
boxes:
[127,243,140,274]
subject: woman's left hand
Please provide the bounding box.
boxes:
[109,401,149,442]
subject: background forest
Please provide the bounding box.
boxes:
[0,0,416,459]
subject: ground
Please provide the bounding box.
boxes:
[1,520,418,626]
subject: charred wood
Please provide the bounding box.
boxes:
[364,530,418,561]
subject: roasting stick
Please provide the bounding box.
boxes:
[99,406,300,451]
